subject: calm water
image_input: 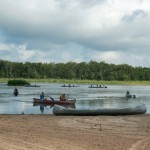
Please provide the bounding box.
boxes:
[0,82,150,114]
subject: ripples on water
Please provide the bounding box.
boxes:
[0,83,150,114]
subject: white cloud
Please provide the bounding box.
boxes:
[0,0,150,67]
[18,45,35,60]
[0,43,9,51]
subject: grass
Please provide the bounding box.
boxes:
[0,78,150,85]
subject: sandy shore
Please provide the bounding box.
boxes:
[0,114,150,150]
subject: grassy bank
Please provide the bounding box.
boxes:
[0,78,150,85]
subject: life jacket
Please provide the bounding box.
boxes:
[60,95,66,101]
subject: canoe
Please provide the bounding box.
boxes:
[25,85,40,87]
[88,85,107,88]
[61,85,79,87]
[33,98,76,105]
[88,86,107,88]
[125,94,136,99]
[53,104,147,116]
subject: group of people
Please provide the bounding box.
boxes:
[14,88,134,101]
[40,90,135,101]
[14,88,66,100]
[40,92,67,101]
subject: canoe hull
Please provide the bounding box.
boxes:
[88,87,107,88]
[33,98,76,105]
[61,85,79,87]
[25,85,40,87]
[53,104,147,116]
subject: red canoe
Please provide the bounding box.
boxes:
[33,98,76,105]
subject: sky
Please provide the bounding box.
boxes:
[0,0,150,67]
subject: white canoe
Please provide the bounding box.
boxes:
[53,104,147,116]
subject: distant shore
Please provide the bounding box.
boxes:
[0,114,149,150]
[0,78,150,85]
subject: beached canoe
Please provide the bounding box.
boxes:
[33,98,76,105]
[53,104,147,116]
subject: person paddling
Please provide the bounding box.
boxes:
[60,93,67,101]
[40,92,45,101]
[13,87,19,96]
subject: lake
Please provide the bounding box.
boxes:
[0,83,150,114]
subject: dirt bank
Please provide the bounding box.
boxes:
[0,115,150,150]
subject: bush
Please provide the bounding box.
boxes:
[7,80,30,86]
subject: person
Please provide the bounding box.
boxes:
[133,95,136,98]
[13,87,19,96]
[40,92,45,101]
[125,90,132,99]
[60,93,67,101]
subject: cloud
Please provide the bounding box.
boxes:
[122,9,147,22]
[0,0,150,67]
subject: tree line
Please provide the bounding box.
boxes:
[0,59,150,81]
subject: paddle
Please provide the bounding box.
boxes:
[50,104,54,108]
[46,96,54,101]
[50,97,54,101]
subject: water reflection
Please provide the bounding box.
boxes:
[76,97,142,110]
[40,105,44,113]
[33,103,54,114]
[33,103,76,114]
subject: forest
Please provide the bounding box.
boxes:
[0,59,150,81]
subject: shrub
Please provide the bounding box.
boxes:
[7,79,30,86]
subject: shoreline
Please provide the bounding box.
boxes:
[1,78,150,85]
[0,114,150,150]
